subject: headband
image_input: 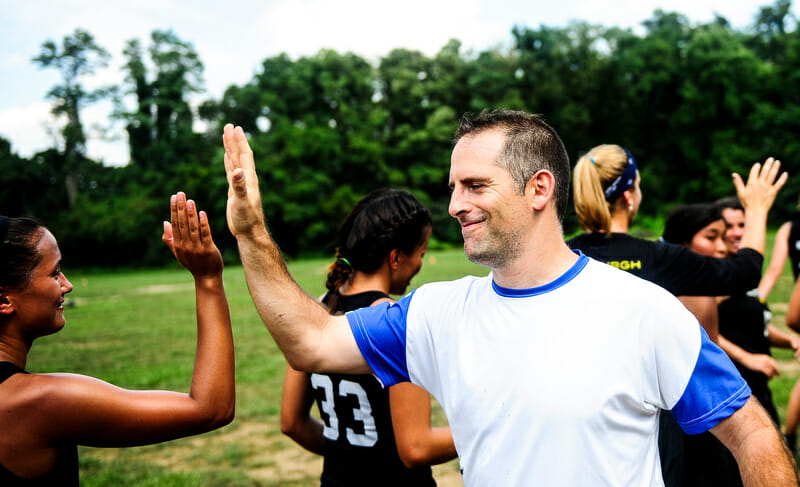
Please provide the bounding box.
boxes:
[603,148,638,202]
[0,216,8,244]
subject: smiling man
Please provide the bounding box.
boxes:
[220,110,798,486]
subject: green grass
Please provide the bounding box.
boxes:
[26,232,800,484]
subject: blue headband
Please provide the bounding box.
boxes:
[603,149,638,202]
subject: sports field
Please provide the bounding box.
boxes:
[28,239,800,485]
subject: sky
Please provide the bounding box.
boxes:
[1,0,795,165]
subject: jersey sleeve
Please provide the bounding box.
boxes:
[346,291,416,387]
[670,328,751,434]
[641,289,750,434]
[652,243,762,296]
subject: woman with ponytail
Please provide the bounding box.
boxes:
[568,144,782,297]
[280,188,456,486]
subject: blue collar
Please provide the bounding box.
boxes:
[492,251,588,298]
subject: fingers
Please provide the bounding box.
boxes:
[198,210,213,245]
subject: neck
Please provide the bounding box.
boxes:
[492,217,579,289]
[340,267,391,296]
[609,208,630,233]
[0,333,30,369]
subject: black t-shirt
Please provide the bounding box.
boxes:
[0,362,80,486]
[311,291,436,487]
[788,217,800,280]
[567,233,762,296]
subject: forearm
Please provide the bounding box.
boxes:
[189,275,235,427]
[741,207,768,254]
[734,425,798,486]
[718,335,751,364]
[236,232,333,371]
[768,325,794,348]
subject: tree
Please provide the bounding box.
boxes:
[32,28,111,207]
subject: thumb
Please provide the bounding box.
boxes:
[232,168,248,197]
[162,221,176,254]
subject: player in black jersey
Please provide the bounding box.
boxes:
[280,188,457,486]
[0,195,234,484]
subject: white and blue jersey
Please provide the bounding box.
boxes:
[346,253,750,487]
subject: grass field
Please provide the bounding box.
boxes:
[27,236,800,485]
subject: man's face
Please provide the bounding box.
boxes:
[720,208,745,255]
[448,129,529,270]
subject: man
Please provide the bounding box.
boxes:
[221,110,798,486]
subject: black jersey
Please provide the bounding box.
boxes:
[567,233,762,296]
[718,294,779,424]
[0,362,79,486]
[788,217,800,280]
[311,292,436,487]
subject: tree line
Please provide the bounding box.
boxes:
[2,1,799,267]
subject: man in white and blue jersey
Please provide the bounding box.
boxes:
[220,111,797,486]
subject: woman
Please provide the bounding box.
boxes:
[568,144,782,297]
[280,188,456,486]
[0,192,234,484]
[661,203,728,342]
[663,201,800,486]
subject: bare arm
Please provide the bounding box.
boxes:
[787,278,800,333]
[280,365,325,455]
[759,222,792,299]
[677,296,719,343]
[710,397,799,486]
[735,158,787,255]
[222,124,368,374]
[717,334,779,379]
[389,382,457,468]
[18,195,235,448]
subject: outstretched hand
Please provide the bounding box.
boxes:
[733,157,788,213]
[163,192,223,278]
[222,124,267,238]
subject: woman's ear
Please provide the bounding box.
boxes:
[388,249,402,271]
[0,289,13,316]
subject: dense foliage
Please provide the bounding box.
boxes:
[3,2,800,266]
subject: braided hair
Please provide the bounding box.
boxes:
[325,189,432,312]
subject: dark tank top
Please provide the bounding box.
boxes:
[312,291,437,487]
[788,217,800,280]
[0,362,80,486]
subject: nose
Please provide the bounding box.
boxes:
[448,187,467,219]
[715,239,728,257]
[60,273,73,294]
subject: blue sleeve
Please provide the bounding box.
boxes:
[672,327,751,434]
[346,291,416,387]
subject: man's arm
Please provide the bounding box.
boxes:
[710,397,799,486]
[735,157,788,255]
[222,123,369,374]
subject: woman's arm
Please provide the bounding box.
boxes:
[389,382,457,468]
[717,335,779,379]
[280,365,325,455]
[677,296,719,343]
[22,194,235,447]
[759,221,791,300]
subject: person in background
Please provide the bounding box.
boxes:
[752,196,800,451]
[0,193,235,484]
[280,188,456,486]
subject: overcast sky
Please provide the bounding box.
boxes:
[1,0,795,165]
